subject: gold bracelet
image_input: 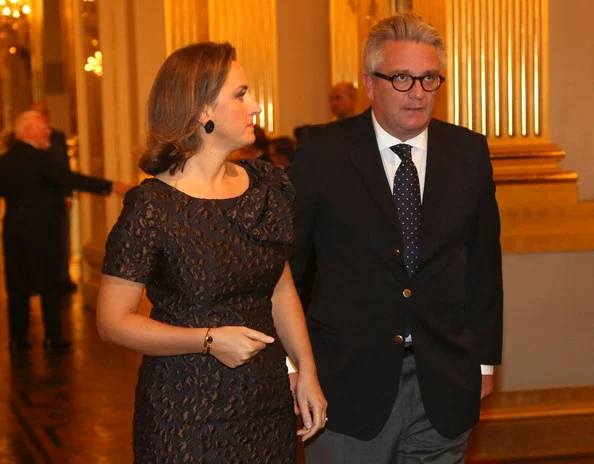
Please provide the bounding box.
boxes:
[202,328,213,355]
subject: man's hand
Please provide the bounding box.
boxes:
[111,181,132,197]
[65,197,73,212]
[481,374,494,399]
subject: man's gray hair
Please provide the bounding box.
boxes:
[363,13,447,73]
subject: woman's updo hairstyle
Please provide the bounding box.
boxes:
[139,42,236,175]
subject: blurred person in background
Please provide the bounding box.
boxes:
[0,110,129,353]
[228,124,271,161]
[329,81,358,120]
[269,136,295,169]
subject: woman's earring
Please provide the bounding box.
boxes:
[204,120,215,134]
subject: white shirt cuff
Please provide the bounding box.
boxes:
[481,364,494,375]
[286,356,298,373]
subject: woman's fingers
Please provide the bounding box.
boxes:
[209,326,274,368]
[244,328,275,344]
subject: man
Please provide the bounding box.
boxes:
[0,111,129,352]
[288,13,503,463]
[329,81,357,120]
[5,102,76,291]
[30,101,78,292]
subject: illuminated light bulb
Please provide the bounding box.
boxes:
[9,0,17,4]
[22,5,31,14]
[2,6,10,15]
[12,10,20,18]
[84,63,93,71]
[95,51,101,59]
[0,1,6,6]
[9,46,17,54]
[91,39,98,46]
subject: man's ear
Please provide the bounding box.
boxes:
[363,73,374,102]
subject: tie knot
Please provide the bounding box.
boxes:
[390,143,412,161]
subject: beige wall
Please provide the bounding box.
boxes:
[500,252,594,391]
[549,0,594,201]
[132,0,167,172]
[275,0,332,137]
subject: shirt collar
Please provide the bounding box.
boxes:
[371,110,428,152]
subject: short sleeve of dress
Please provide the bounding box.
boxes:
[102,184,162,283]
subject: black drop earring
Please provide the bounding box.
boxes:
[204,120,215,134]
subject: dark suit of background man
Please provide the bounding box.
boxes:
[0,110,129,352]
[30,101,78,292]
[288,13,503,463]
[6,102,77,292]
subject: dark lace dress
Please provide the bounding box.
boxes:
[102,160,297,463]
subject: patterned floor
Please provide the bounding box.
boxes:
[0,270,311,464]
[0,287,140,463]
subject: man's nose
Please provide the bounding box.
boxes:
[408,80,425,98]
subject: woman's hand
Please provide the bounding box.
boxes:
[208,326,274,368]
[295,370,328,441]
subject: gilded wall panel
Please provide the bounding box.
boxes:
[164,0,209,55]
[208,0,277,132]
[446,0,547,144]
[329,0,359,87]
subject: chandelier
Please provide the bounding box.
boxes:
[0,0,31,19]
[84,50,103,77]
[0,0,31,58]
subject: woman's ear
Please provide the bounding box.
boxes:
[198,103,213,125]
[198,111,210,126]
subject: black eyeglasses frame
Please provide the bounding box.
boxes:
[372,72,445,92]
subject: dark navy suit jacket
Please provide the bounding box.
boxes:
[287,108,503,440]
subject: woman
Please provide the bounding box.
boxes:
[96,42,326,463]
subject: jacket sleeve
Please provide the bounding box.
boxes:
[465,135,504,366]
[50,130,73,198]
[286,128,322,305]
[40,152,112,195]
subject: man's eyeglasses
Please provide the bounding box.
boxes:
[372,72,445,92]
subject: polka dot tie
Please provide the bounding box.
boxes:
[391,143,421,276]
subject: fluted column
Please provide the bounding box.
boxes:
[61,0,167,306]
[208,0,278,132]
[329,0,387,113]
[329,0,359,88]
[163,0,208,54]
[29,0,44,102]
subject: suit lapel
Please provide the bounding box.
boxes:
[420,120,453,264]
[348,109,403,240]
